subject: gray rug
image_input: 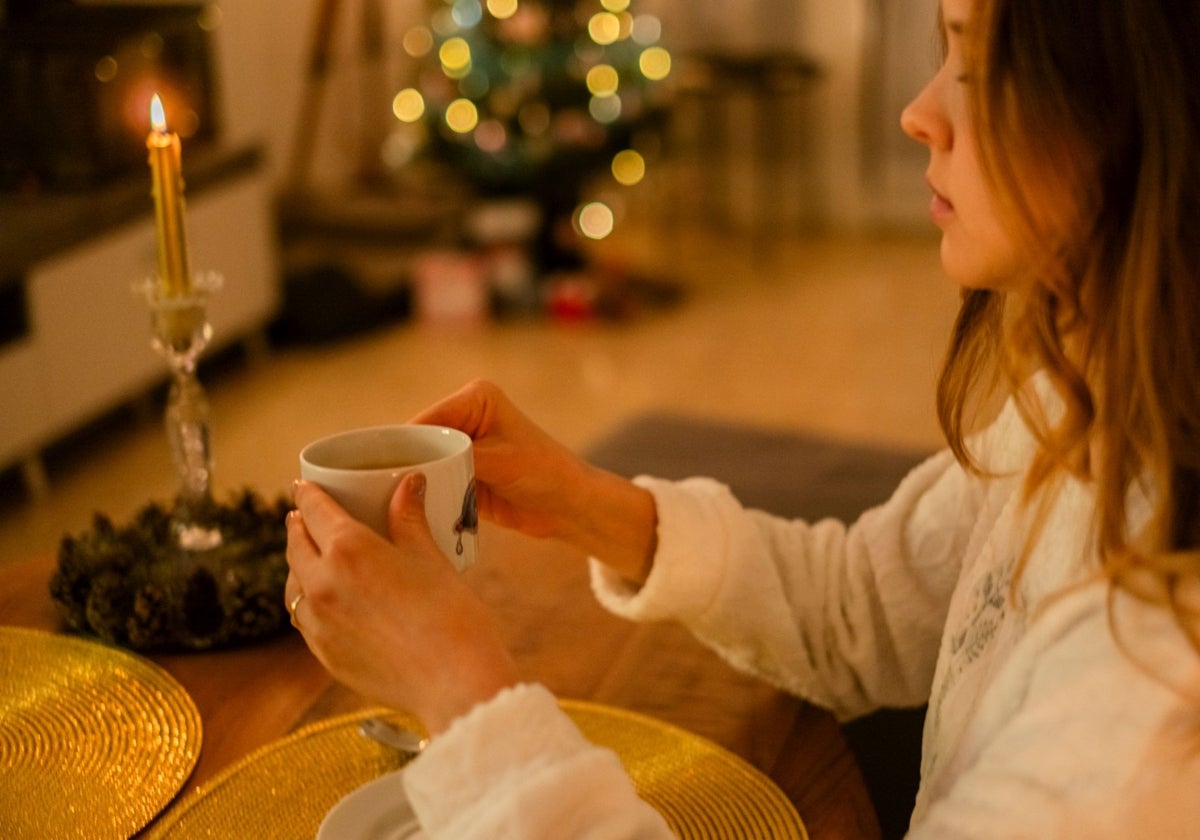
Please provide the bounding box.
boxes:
[586,411,929,521]
[585,412,934,840]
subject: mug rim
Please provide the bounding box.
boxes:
[299,424,472,473]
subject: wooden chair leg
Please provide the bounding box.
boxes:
[286,0,343,189]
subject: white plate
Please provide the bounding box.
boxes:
[317,768,424,840]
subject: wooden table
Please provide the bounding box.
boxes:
[0,524,881,839]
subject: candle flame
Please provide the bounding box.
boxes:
[150,94,167,134]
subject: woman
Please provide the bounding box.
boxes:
[285,0,1200,835]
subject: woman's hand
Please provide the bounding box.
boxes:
[408,379,589,540]
[411,380,659,584]
[285,474,519,735]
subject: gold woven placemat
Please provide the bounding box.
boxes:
[147,701,807,839]
[146,708,424,838]
[0,626,202,839]
[567,701,807,839]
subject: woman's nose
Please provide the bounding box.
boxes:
[901,78,950,150]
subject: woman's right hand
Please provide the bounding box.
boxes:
[411,380,658,584]
[409,379,587,539]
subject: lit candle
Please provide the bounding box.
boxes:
[146,94,192,298]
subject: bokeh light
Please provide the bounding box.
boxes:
[586,64,619,97]
[600,0,630,11]
[451,0,483,28]
[487,0,519,19]
[392,88,425,122]
[638,46,671,80]
[588,12,621,45]
[630,14,661,45]
[94,55,119,83]
[403,26,434,57]
[589,94,622,123]
[474,118,507,151]
[576,201,615,239]
[440,37,472,78]
[445,98,480,132]
[611,149,645,185]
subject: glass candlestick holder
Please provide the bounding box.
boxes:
[49,272,292,652]
[138,272,224,552]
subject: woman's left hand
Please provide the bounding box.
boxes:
[284,474,520,735]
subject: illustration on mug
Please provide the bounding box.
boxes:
[455,479,478,555]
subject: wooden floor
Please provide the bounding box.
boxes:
[0,224,958,567]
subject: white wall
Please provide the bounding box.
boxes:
[208,0,312,181]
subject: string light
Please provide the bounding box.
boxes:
[586,64,619,97]
[451,0,483,28]
[588,12,621,45]
[589,94,622,123]
[439,37,472,77]
[611,149,644,185]
[410,0,674,247]
[487,0,519,19]
[638,46,670,80]
[576,201,615,239]
[392,88,426,122]
[445,98,479,132]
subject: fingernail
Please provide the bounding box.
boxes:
[410,472,426,498]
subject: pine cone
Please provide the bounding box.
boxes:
[126,583,174,648]
[84,570,133,644]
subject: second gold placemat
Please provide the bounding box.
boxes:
[147,701,805,838]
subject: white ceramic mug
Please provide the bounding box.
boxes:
[299,424,477,570]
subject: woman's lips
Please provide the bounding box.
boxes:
[928,184,954,224]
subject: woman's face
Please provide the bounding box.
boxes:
[901,0,1025,291]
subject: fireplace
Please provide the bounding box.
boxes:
[0,1,221,191]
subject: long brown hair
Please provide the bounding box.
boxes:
[936,0,1200,642]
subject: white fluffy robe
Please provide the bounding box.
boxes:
[402,388,1200,838]
[592,394,1200,838]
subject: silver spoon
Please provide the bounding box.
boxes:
[359,717,428,755]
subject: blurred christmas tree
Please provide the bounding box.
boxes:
[392,0,673,272]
